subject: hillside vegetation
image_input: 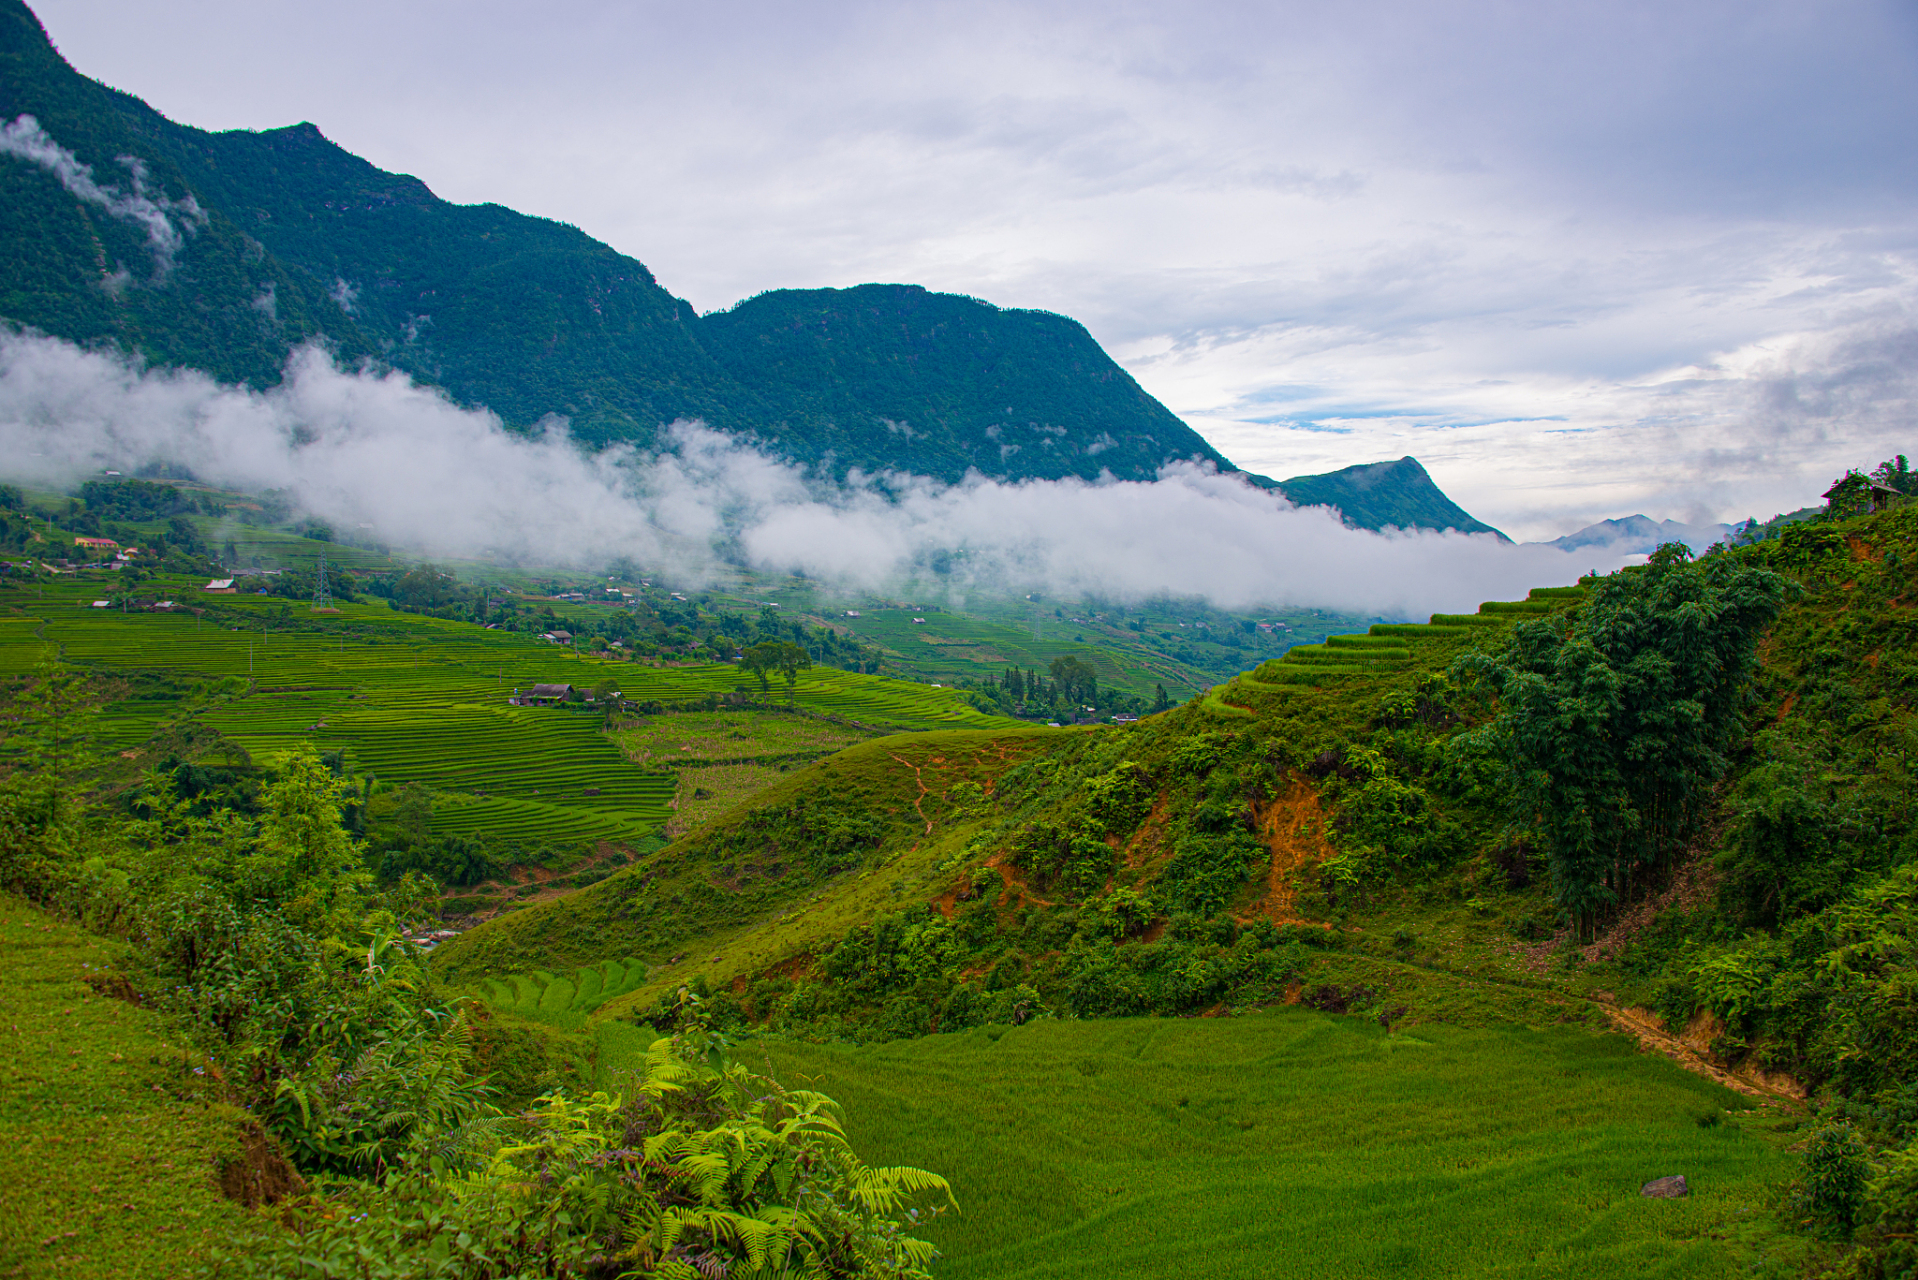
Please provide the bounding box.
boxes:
[7,463,1917,1275]
[0,894,258,1279]
[1268,455,1510,539]
[429,488,1918,1275]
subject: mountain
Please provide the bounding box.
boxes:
[698,284,1225,483]
[0,0,1502,536]
[1536,514,1733,556]
[1269,457,1509,540]
[0,0,1225,481]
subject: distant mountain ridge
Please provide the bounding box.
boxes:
[0,0,1221,485]
[0,0,1500,538]
[1536,515,1734,556]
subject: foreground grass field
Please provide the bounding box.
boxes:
[736,1014,1801,1279]
[0,894,254,1280]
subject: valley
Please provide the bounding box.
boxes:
[8,484,1914,1277]
[2,0,1914,1273]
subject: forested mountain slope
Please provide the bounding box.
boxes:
[1268,455,1509,538]
[0,0,1226,478]
[698,284,1227,483]
[1,0,1504,538]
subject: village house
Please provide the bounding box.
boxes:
[73,536,118,552]
[203,578,236,593]
[510,683,576,706]
[1824,476,1905,514]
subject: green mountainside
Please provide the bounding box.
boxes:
[0,0,1503,540]
[0,0,1227,478]
[699,284,1221,483]
[1271,455,1509,539]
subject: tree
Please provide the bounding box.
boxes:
[1049,655,1099,706]
[166,515,203,556]
[394,563,461,610]
[1453,546,1789,940]
[1872,453,1915,495]
[743,641,811,693]
[1152,683,1171,714]
[391,782,433,845]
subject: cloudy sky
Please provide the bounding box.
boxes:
[30,0,1918,539]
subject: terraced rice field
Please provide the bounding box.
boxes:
[826,607,1208,699]
[617,709,879,836]
[1242,586,1584,687]
[474,957,653,1031]
[4,574,1026,846]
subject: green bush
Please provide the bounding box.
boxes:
[1806,1120,1870,1237]
[223,1019,952,1279]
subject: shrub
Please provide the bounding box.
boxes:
[224,1017,953,1279]
[1806,1120,1870,1237]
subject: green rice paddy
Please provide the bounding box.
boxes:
[476,957,651,1031]
[1234,586,1586,688]
[5,573,1026,848]
[722,1013,1795,1280]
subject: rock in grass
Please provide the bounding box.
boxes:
[1641,1175,1689,1198]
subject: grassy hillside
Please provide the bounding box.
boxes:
[0,894,259,1279]
[447,498,1915,1106]
[430,727,1063,989]
[429,586,1571,1016]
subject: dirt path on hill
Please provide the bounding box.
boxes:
[889,752,934,834]
[1595,999,1805,1105]
[1374,945,1806,1107]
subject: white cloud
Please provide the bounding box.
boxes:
[0,332,1632,616]
[0,114,205,276]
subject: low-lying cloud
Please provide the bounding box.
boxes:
[0,332,1633,618]
[1,115,206,277]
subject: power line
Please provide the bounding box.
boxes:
[312,549,333,611]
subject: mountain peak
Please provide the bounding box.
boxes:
[1272,457,1508,540]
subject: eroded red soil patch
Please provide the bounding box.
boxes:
[1237,776,1333,925]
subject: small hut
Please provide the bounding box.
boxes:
[513,683,575,707]
[1823,476,1904,515]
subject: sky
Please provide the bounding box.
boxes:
[26,0,1918,540]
